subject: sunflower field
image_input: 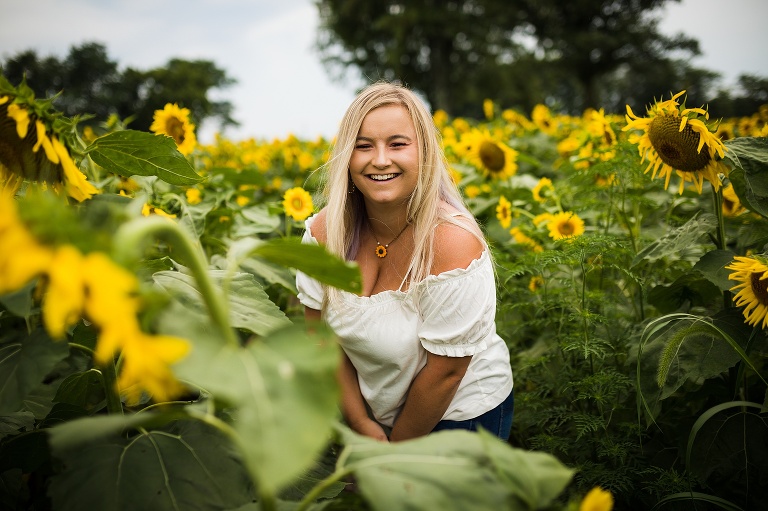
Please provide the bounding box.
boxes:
[1,71,768,511]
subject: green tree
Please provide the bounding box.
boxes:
[315,0,712,116]
[315,0,528,117]
[1,42,238,132]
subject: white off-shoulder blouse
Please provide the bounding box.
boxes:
[296,215,514,428]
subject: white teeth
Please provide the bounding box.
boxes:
[370,173,397,181]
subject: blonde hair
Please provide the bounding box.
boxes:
[319,82,484,307]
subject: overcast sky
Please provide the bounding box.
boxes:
[2,0,767,142]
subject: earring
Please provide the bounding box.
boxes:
[348,181,356,194]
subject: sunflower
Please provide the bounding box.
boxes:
[579,487,614,511]
[721,183,746,217]
[510,227,543,252]
[622,90,728,194]
[547,211,585,241]
[1,95,98,201]
[496,195,513,228]
[150,103,197,156]
[727,255,768,328]
[532,177,555,203]
[532,104,558,136]
[528,275,544,292]
[461,129,518,180]
[283,186,314,221]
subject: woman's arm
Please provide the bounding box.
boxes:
[388,351,472,442]
[305,306,388,442]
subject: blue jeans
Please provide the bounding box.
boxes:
[431,389,514,440]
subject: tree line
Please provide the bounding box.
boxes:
[2,0,766,133]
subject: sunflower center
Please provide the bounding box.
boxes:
[292,198,304,210]
[479,141,506,172]
[750,272,768,305]
[165,117,186,145]
[559,222,574,235]
[648,114,711,172]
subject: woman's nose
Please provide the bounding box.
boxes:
[372,148,391,169]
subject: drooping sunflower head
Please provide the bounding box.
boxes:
[547,211,585,241]
[727,255,768,329]
[1,86,98,201]
[721,183,746,217]
[622,90,728,195]
[532,177,555,203]
[461,129,518,180]
[282,186,314,221]
[150,103,197,156]
[532,104,558,136]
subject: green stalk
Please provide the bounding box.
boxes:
[113,216,238,347]
[70,342,123,415]
[711,185,732,308]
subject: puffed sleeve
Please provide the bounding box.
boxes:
[295,217,324,310]
[417,254,496,357]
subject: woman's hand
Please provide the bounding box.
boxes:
[349,416,389,442]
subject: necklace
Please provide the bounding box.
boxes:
[368,219,409,258]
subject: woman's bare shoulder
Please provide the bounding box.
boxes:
[431,211,485,275]
[309,208,328,244]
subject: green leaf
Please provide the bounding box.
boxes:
[53,369,106,412]
[0,280,37,318]
[84,130,202,185]
[171,319,340,494]
[724,137,768,218]
[0,329,70,415]
[647,272,721,313]
[694,250,737,291]
[234,204,281,236]
[0,412,34,441]
[339,428,573,511]
[252,237,362,294]
[48,419,256,511]
[632,213,716,267]
[153,270,290,336]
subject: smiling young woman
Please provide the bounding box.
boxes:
[296,82,514,443]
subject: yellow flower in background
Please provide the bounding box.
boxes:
[464,184,481,199]
[721,183,746,217]
[462,130,518,180]
[727,255,768,328]
[622,90,728,194]
[483,98,495,120]
[236,195,250,207]
[502,109,535,131]
[547,211,585,241]
[532,177,555,203]
[532,104,558,136]
[533,212,554,228]
[142,203,177,218]
[150,103,197,156]
[283,186,314,221]
[510,227,543,252]
[433,109,449,128]
[185,188,202,205]
[579,487,614,511]
[528,275,544,292]
[496,195,513,228]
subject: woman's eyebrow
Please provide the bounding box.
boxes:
[355,134,413,142]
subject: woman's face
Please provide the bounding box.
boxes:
[349,104,419,209]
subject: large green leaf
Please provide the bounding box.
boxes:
[48,419,256,511]
[53,369,106,413]
[251,237,361,294]
[632,213,716,267]
[339,428,573,511]
[647,272,721,313]
[724,137,768,219]
[694,250,737,292]
[0,329,70,415]
[153,269,290,336]
[170,316,340,494]
[84,130,202,185]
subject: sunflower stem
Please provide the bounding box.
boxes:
[711,185,732,308]
[113,216,238,348]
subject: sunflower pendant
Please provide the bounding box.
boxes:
[375,244,388,258]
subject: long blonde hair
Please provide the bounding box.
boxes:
[320,82,484,306]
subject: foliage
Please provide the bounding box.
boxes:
[0,42,237,132]
[314,0,727,116]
